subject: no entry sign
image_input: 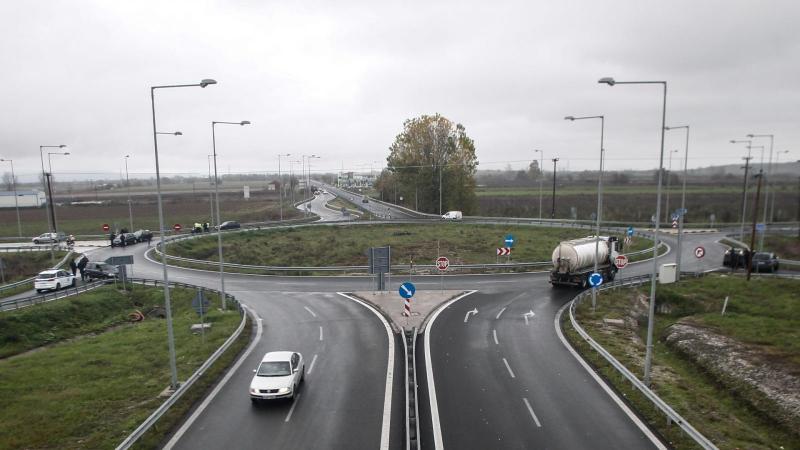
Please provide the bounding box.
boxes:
[173,223,182,232]
[102,223,110,232]
[435,256,450,271]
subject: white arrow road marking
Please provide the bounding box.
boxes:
[523,310,535,325]
[304,306,316,318]
[502,358,516,378]
[464,308,478,323]
[496,307,507,319]
[522,398,542,427]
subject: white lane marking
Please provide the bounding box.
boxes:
[502,358,516,378]
[495,307,507,319]
[463,308,478,323]
[337,293,395,450]
[554,303,667,450]
[308,354,318,374]
[523,310,535,325]
[522,398,542,427]
[493,329,499,345]
[424,290,478,450]
[284,393,301,422]
[164,305,263,449]
[319,326,324,341]
[304,306,317,318]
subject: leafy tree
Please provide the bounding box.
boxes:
[384,114,479,214]
[528,160,541,179]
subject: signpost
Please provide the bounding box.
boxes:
[192,288,210,342]
[102,223,110,232]
[614,254,628,269]
[627,226,634,236]
[504,234,515,247]
[105,255,134,290]
[496,247,511,256]
[435,256,449,271]
[694,246,705,259]
[399,281,415,317]
[368,246,391,291]
[588,272,603,288]
[173,223,182,232]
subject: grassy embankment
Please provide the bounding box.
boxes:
[0,251,69,299]
[325,196,369,218]
[564,275,799,449]
[764,234,800,260]
[0,285,248,449]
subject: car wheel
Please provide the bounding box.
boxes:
[250,398,258,405]
[55,283,61,291]
[36,289,43,293]
[33,239,39,244]
[71,279,76,287]
[301,368,305,383]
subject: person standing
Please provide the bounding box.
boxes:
[77,256,88,282]
[69,259,77,277]
[109,232,115,248]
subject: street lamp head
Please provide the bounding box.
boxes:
[125,154,130,158]
[746,134,754,138]
[240,121,250,126]
[174,131,183,136]
[199,79,217,88]
[564,116,575,121]
[63,152,70,156]
[598,77,616,86]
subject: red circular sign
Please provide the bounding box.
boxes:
[173,224,182,232]
[102,223,110,232]
[614,254,629,269]
[694,246,705,259]
[435,256,450,271]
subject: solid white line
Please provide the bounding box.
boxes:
[554,303,667,450]
[522,398,542,427]
[502,358,516,378]
[304,306,317,317]
[496,307,507,319]
[493,329,499,345]
[163,306,263,449]
[319,326,323,341]
[337,293,394,450]
[424,290,478,450]
[308,354,318,374]
[284,393,301,422]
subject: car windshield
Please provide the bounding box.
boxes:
[36,273,56,279]
[753,253,771,261]
[257,361,291,377]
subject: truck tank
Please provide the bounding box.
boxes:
[551,236,610,273]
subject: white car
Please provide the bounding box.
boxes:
[34,269,76,293]
[249,351,305,402]
[32,232,65,244]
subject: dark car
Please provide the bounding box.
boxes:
[112,233,137,247]
[218,221,241,230]
[133,229,153,243]
[83,262,119,281]
[723,248,748,268]
[362,198,369,203]
[751,252,779,273]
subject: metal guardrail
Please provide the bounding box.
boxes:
[0,278,108,311]
[115,277,245,450]
[0,250,74,296]
[403,328,421,450]
[567,274,718,449]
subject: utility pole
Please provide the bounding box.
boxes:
[746,171,763,281]
[739,156,752,241]
[551,158,559,219]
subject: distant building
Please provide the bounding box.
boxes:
[267,181,279,191]
[337,172,376,188]
[0,190,46,208]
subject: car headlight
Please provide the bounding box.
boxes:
[250,388,257,394]
[277,387,290,394]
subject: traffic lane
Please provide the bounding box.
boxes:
[172,291,395,450]
[427,289,658,449]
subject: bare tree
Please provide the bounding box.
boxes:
[2,172,17,191]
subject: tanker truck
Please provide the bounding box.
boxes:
[549,236,619,288]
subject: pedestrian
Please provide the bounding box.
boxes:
[146,233,152,247]
[69,259,77,277]
[109,232,115,248]
[77,256,88,282]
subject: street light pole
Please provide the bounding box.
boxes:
[664,149,678,224]
[277,153,290,221]
[534,149,544,220]
[0,158,22,237]
[731,140,753,241]
[124,155,133,231]
[565,115,605,309]
[747,134,774,251]
[599,77,667,387]
[550,158,559,218]
[746,171,764,281]
[47,151,69,233]
[39,145,66,236]
[150,78,216,390]
[771,150,789,221]
[665,126,690,279]
[212,120,250,311]
[207,154,214,226]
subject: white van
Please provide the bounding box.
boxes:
[442,211,463,220]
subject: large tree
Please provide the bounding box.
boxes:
[382,114,478,214]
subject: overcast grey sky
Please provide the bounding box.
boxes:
[2,0,798,180]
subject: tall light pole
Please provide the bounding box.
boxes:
[301,154,318,215]
[747,133,774,251]
[565,115,604,309]
[277,153,290,221]
[550,158,559,218]
[124,155,133,231]
[207,154,214,226]
[0,158,22,237]
[731,140,753,241]
[47,151,70,233]
[771,150,789,221]
[289,160,299,205]
[534,149,544,220]
[212,120,250,310]
[599,76,667,387]
[150,78,216,390]
[308,155,320,206]
[39,145,66,235]
[665,125,690,279]
[664,149,679,224]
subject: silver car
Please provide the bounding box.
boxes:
[249,351,305,402]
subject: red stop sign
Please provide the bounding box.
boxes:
[173,223,182,232]
[614,254,629,269]
[435,256,450,271]
[102,223,110,232]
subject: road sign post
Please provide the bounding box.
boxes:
[173,223,182,232]
[399,281,415,318]
[588,272,603,288]
[694,246,705,275]
[614,254,628,269]
[102,223,110,232]
[436,256,449,293]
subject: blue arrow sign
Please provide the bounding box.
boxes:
[399,282,416,299]
[627,226,634,237]
[756,223,766,232]
[588,272,603,288]
[504,234,515,247]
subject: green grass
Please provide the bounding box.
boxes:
[764,234,800,260]
[0,251,68,284]
[326,196,370,218]
[168,223,645,266]
[0,285,243,449]
[566,275,800,448]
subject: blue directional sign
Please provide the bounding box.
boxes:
[756,223,766,233]
[504,234,515,247]
[399,282,416,299]
[588,272,603,288]
[677,208,688,216]
[627,226,634,237]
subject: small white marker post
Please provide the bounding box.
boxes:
[721,296,729,315]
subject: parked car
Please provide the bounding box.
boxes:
[83,262,119,281]
[112,233,137,247]
[442,210,463,220]
[34,269,75,292]
[218,221,241,230]
[362,198,369,203]
[751,252,779,273]
[133,229,153,243]
[722,248,749,268]
[32,232,66,244]
[249,351,305,402]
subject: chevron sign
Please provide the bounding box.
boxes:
[496,247,511,256]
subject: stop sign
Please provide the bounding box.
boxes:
[102,223,110,232]
[173,223,182,232]
[435,256,450,271]
[614,254,629,269]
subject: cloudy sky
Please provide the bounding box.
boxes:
[1,0,798,181]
